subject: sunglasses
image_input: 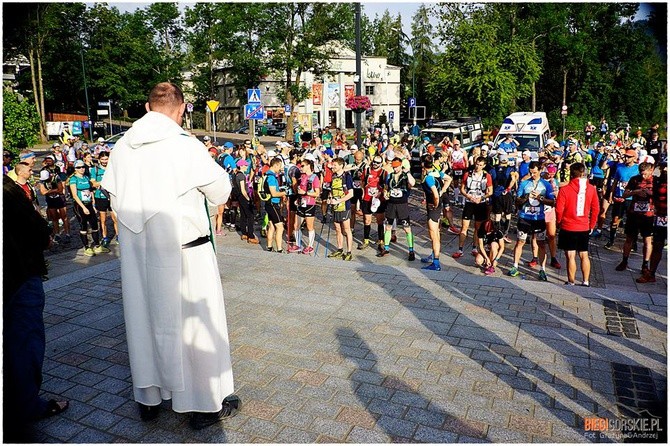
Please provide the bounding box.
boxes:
[75,166,85,169]
[624,155,635,159]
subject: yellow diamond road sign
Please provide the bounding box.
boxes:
[206,100,220,113]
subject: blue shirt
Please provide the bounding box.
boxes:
[518,161,530,179]
[612,164,640,200]
[90,166,107,199]
[69,175,93,204]
[517,178,555,221]
[422,170,442,204]
[499,140,518,154]
[588,150,608,178]
[266,170,281,204]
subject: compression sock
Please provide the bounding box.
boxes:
[642,260,649,270]
[384,230,392,250]
[503,218,511,234]
[377,223,385,241]
[406,232,414,250]
[308,230,315,248]
[79,231,88,247]
[295,230,302,248]
[263,213,269,230]
[364,224,371,241]
[91,230,100,246]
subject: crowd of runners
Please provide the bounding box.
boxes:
[3,123,666,285]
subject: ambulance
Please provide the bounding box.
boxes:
[493,112,551,160]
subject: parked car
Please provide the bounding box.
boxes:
[103,131,126,150]
[411,117,483,168]
[232,125,260,136]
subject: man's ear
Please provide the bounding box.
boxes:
[145,102,151,113]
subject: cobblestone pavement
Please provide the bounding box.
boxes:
[27,192,667,443]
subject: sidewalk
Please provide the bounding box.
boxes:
[30,198,667,443]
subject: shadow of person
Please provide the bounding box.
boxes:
[335,326,490,442]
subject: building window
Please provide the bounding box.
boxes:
[228,89,234,99]
[365,85,375,95]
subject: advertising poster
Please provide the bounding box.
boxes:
[344,85,355,107]
[312,83,323,105]
[328,83,340,108]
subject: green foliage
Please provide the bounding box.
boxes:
[3,89,40,151]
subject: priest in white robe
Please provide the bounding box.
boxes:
[101,82,239,430]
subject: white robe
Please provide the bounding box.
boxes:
[102,111,233,412]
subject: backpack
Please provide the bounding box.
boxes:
[465,171,488,195]
[259,171,283,202]
[493,166,513,195]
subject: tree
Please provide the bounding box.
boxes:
[141,2,185,83]
[409,5,435,114]
[263,3,355,140]
[3,89,41,151]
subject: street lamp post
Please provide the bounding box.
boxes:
[79,40,92,141]
[355,3,362,147]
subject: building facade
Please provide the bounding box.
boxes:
[212,45,401,133]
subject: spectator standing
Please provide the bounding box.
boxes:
[38,156,70,242]
[4,175,69,441]
[637,162,667,283]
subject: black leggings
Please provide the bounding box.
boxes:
[238,197,255,238]
[74,202,100,247]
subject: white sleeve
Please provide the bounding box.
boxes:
[198,173,232,206]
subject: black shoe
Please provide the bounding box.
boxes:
[138,403,160,422]
[376,249,390,257]
[189,395,241,430]
[408,251,416,261]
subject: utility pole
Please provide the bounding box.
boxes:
[355,2,362,147]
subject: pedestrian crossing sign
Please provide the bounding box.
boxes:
[247,89,262,104]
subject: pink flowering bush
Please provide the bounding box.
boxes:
[345,95,372,112]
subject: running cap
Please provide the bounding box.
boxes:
[19,151,36,160]
[74,160,85,168]
[52,142,61,148]
[522,150,531,157]
[203,135,211,141]
[391,159,402,168]
[624,149,637,157]
[40,170,51,181]
[236,159,249,167]
[223,141,234,149]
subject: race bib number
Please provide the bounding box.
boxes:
[651,149,658,155]
[390,188,403,198]
[655,216,667,227]
[323,182,332,190]
[300,197,308,207]
[367,187,378,197]
[524,205,540,215]
[454,170,463,176]
[80,189,92,203]
[633,202,650,213]
[353,180,362,189]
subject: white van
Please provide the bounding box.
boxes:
[493,112,551,159]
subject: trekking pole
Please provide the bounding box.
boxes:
[324,204,333,257]
[314,208,327,257]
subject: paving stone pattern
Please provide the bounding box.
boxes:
[603,300,641,339]
[22,193,667,443]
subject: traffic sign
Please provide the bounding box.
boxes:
[206,100,220,113]
[98,101,110,107]
[561,105,568,110]
[284,104,291,114]
[245,104,264,120]
[247,89,262,104]
[186,103,194,113]
[408,97,416,108]
[389,111,395,120]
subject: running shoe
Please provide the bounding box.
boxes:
[527,257,539,268]
[342,252,353,261]
[604,242,615,250]
[84,247,95,257]
[440,218,450,228]
[408,251,416,261]
[261,228,267,238]
[241,235,248,240]
[247,237,260,245]
[636,271,656,283]
[484,266,495,275]
[615,260,628,271]
[590,229,602,238]
[421,254,433,264]
[101,236,109,247]
[507,266,520,277]
[448,226,461,235]
[328,249,344,259]
[452,251,463,259]
[550,257,562,269]
[376,249,390,257]
[64,234,72,243]
[287,244,302,253]
[631,242,638,253]
[357,240,370,250]
[471,248,478,256]
[538,270,548,281]
[422,263,441,271]
[227,224,236,232]
[503,235,513,244]
[391,233,397,243]
[302,246,314,255]
[564,281,575,286]
[580,282,591,287]
[94,245,110,254]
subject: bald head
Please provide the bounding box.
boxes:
[145,82,186,124]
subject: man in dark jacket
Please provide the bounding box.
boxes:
[3,175,69,441]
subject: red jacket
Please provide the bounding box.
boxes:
[556,178,599,232]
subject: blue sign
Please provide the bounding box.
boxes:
[408,97,416,108]
[247,89,262,104]
[245,104,264,120]
[284,104,291,114]
[389,111,394,120]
